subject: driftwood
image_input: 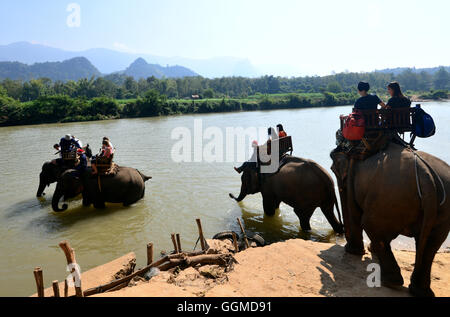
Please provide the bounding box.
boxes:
[237,218,250,249]
[33,267,44,297]
[196,219,206,251]
[82,250,209,296]
[171,234,180,254]
[52,280,60,297]
[147,243,154,266]
[232,232,239,253]
[59,241,83,297]
[176,234,182,253]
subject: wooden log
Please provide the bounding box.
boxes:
[52,280,60,298]
[83,255,169,297]
[196,218,206,251]
[83,250,207,297]
[171,234,180,254]
[176,234,182,253]
[33,267,44,298]
[237,218,250,249]
[59,241,83,297]
[147,243,154,266]
[232,232,239,253]
[64,279,68,297]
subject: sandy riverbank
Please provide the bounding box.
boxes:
[92,239,449,297]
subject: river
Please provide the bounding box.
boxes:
[0,102,449,296]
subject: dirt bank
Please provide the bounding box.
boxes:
[96,239,449,297]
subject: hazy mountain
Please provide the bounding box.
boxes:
[0,42,259,78]
[376,66,450,75]
[122,58,197,79]
[0,57,101,81]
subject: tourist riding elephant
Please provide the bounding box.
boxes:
[37,145,93,197]
[330,143,450,297]
[229,156,344,234]
[52,167,152,212]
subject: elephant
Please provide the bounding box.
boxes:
[330,142,450,297]
[37,162,65,197]
[52,167,152,212]
[37,144,93,197]
[229,156,344,234]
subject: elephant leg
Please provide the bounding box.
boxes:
[369,238,404,288]
[321,202,344,234]
[82,192,91,207]
[262,195,278,217]
[343,202,365,255]
[93,199,106,209]
[295,207,315,231]
[409,225,448,297]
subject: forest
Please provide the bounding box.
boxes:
[0,67,448,126]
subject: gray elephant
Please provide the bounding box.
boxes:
[52,167,151,212]
[230,156,344,234]
[37,144,93,197]
[331,143,450,297]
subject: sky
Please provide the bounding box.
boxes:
[0,0,449,76]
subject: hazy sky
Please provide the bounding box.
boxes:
[0,0,449,75]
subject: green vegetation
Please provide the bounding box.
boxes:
[0,67,449,127]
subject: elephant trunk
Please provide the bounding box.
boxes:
[52,185,68,212]
[36,175,47,198]
[229,187,247,202]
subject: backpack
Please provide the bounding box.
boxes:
[412,105,436,138]
[343,110,365,141]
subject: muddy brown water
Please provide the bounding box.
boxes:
[0,102,449,296]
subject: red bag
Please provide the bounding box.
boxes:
[343,110,365,141]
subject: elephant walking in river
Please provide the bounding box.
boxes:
[52,167,152,212]
[230,156,344,234]
[331,143,450,297]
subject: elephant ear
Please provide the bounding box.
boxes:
[331,152,349,181]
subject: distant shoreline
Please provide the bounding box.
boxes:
[1,92,448,128]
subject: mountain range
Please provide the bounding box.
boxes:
[0,42,259,78]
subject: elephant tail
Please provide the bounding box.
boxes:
[137,170,152,182]
[333,191,343,226]
[414,153,439,272]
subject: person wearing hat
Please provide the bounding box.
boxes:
[59,134,82,153]
[74,148,88,176]
[354,82,387,110]
[234,140,259,174]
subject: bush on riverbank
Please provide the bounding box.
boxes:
[419,90,449,100]
[0,90,362,126]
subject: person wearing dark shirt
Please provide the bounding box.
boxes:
[354,82,386,110]
[386,82,411,108]
[74,149,88,176]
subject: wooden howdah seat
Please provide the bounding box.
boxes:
[257,136,293,168]
[96,154,114,175]
[62,149,77,161]
[338,107,417,159]
[340,107,415,135]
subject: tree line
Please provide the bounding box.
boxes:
[0,67,448,126]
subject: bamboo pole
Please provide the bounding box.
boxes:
[237,218,250,249]
[33,267,44,298]
[59,241,83,297]
[171,234,180,254]
[196,218,206,251]
[232,232,239,253]
[176,234,182,253]
[52,280,60,298]
[147,243,154,266]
